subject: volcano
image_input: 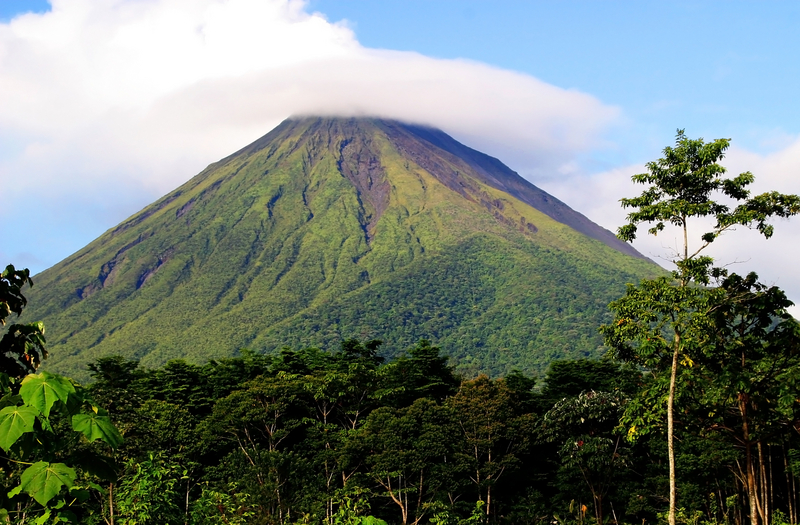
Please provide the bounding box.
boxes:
[25,117,658,379]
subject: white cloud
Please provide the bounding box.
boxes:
[0,0,619,274]
[724,139,800,317]
[540,135,800,318]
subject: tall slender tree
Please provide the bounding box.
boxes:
[601,130,800,525]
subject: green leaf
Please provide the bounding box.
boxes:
[34,509,52,525]
[72,412,123,448]
[360,517,389,525]
[0,405,38,451]
[20,372,75,417]
[18,461,76,506]
[86,481,104,492]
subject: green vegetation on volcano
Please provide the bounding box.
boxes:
[24,117,659,380]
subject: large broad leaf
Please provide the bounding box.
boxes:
[72,412,123,448]
[0,405,38,451]
[17,461,76,506]
[20,372,75,417]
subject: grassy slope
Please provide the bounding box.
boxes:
[24,117,658,381]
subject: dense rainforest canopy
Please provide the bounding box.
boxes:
[3,334,800,525]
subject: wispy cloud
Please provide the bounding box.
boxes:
[540,134,800,316]
[0,0,617,274]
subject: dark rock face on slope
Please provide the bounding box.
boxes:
[26,117,657,380]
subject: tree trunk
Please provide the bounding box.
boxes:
[382,475,408,525]
[794,466,798,524]
[737,391,762,525]
[737,477,743,525]
[667,336,681,525]
[747,444,761,525]
[793,457,798,524]
[413,470,425,525]
[595,493,604,525]
[743,406,761,525]
[109,482,115,525]
[486,484,492,524]
[767,445,774,524]
[762,444,768,524]
[784,444,794,524]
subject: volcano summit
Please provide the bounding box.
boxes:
[26,117,657,379]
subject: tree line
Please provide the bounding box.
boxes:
[4,336,800,525]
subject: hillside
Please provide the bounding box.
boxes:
[24,117,659,379]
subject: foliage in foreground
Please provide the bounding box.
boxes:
[1,265,123,523]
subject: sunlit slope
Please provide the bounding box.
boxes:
[25,117,658,379]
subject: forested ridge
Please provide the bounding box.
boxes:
[24,117,657,381]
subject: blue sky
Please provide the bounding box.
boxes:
[310,0,800,160]
[1,0,799,311]
[328,0,800,161]
[0,1,49,20]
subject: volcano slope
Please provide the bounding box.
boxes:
[25,117,658,380]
